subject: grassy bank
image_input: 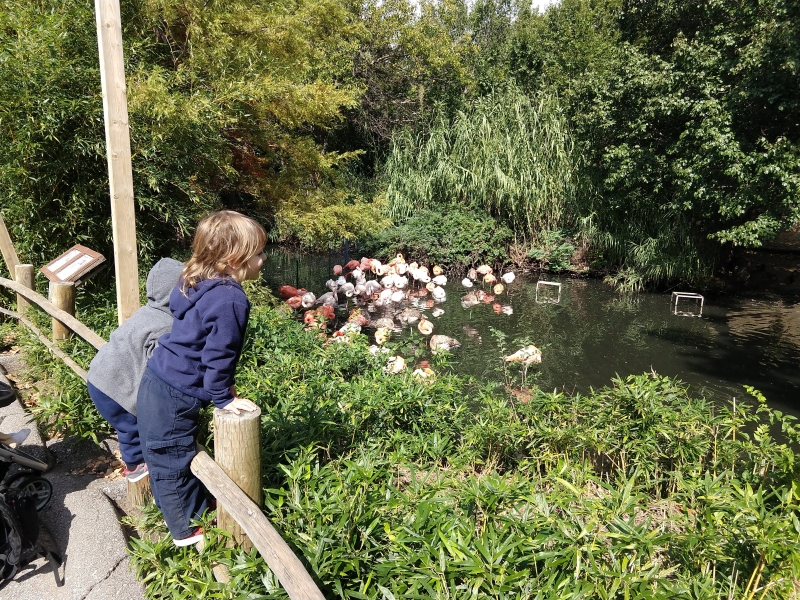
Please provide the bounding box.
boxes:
[6,299,800,598]
[139,307,800,598]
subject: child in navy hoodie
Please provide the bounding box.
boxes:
[137,210,265,547]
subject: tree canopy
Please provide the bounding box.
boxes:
[1,0,798,286]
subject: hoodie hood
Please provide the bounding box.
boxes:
[146,258,184,314]
[171,277,242,319]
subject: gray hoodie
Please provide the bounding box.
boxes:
[87,258,184,415]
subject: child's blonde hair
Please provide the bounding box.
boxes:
[181,210,266,292]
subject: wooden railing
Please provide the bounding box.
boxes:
[0,276,325,600]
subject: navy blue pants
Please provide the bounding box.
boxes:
[136,367,208,540]
[87,381,142,468]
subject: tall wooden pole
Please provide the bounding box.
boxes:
[94,0,140,325]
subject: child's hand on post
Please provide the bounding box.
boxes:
[223,386,258,414]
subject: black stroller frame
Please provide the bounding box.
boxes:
[0,441,61,586]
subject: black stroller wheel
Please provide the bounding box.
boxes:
[11,477,53,512]
[0,498,22,583]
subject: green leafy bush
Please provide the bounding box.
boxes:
[120,306,800,599]
[526,228,576,272]
[360,208,513,271]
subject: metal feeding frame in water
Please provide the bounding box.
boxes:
[536,281,562,304]
[671,292,704,317]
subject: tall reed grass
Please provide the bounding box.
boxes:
[384,88,581,237]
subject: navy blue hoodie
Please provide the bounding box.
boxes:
[147,277,250,408]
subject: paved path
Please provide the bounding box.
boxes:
[0,356,145,600]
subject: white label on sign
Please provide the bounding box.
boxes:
[56,254,93,280]
[49,249,81,272]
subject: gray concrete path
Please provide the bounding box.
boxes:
[0,357,145,600]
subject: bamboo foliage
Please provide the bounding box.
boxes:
[384,88,579,236]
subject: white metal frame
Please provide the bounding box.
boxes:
[536,281,562,304]
[671,292,704,317]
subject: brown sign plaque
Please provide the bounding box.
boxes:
[40,245,106,284]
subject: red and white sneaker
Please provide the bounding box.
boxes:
[173,527,204,548]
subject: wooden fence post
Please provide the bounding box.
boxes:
[0,214,20,281]
[127,473,151,508]
[191,450,325,600]
[49,282,76,342]
[14,265,34,315]
[213,407,262,551]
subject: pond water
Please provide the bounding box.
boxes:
[262,247,800,415]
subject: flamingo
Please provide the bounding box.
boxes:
[412,360,435,380]
[501,272,516,284]
[384,355,406,374]
[504,344,542,386]
[493,283,505,295]
[375,327,392,345]
[461,292,479,309]
[430,335,461,353]
[431,286,446,302]
[461,278,474,288]
[432,274,447,286]
[316,291,338,307]
[476,265,493,276]
[279,285,300,300]
[417,319,434,335]
[333,264,343,276]
[286,296,303,310]
[364,280,382,296]
[468,268,478,280]
[504,345,542,365]
[301,292,316,308]
[432,265,443,276]
[348,310,370,327]
[483,273,497,287]
[373,317,395,329]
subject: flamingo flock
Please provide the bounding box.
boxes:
[279,254,537,376]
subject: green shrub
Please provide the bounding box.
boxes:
[360,208,513,271]
[119,307,800,599]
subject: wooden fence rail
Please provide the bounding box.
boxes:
[0,276,325,599]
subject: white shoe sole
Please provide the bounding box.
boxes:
[125,470,149,483]
[174,532,204,547]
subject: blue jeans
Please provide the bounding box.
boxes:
[87,381,142,468]
[137,367,208,539]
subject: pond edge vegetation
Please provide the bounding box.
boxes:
[2,296,799,599]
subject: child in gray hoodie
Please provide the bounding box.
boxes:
[87,258,184,482]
